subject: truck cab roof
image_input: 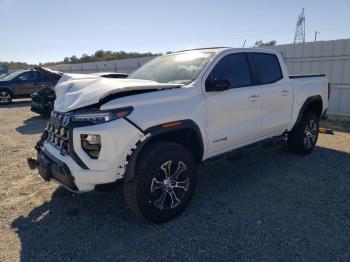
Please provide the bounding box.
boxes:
[173,47,279,55]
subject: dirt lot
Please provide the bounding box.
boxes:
[1,99,350,262]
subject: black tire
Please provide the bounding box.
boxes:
[288,111,319,155]
[0,89,12,105]
[124,141,197,223]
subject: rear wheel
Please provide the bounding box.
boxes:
[288,111,319,155]
[124,141,197,223]
[0,90,12,105]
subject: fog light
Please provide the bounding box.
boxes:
[81,134,101,159]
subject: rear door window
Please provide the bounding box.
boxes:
[38,72,51,81]
[248,53,283,84]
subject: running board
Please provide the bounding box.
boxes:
[203,135,286,164]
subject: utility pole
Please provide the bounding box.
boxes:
[314,31,320,42]
[294,8,306,44]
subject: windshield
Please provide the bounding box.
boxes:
[129,51,214,84]
[1,70,25,81]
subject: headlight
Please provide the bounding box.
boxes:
[81,134,101,159]
[72,107,133,125]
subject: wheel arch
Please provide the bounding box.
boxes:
[292,95,323,131]
[124,119,204,183]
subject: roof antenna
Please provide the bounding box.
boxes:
[242,40,247,47]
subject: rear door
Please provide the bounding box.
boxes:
[247,53,292,136]
[204,52,262,156]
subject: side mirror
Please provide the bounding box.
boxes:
[205,77,231,92]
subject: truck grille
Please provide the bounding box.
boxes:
[46,111,71,154]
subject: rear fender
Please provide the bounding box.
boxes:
[291,95,323,131]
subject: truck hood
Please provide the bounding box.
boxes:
[54,73,181,112]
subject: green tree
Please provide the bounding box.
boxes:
[254,40,277,47]
[70,55,78,63]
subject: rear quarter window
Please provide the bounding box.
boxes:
[248,53,283,84]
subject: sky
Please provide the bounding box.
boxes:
[0,0,349,64]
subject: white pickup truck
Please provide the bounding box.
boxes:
[28,48,329,223]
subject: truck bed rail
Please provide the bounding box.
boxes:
[289,74,326,79]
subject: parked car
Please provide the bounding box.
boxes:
[31,72,129,115]
[30,67,63,115]
[0,67,61,105]
[28,48,329,223]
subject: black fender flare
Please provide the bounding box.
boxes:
[291,95,323,131]
[123,119,204,183]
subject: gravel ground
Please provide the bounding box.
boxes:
[1,99,350,262]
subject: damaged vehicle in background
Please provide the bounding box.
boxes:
[31,71,129,115]
[0,67,60,105]
[28,48,329,223]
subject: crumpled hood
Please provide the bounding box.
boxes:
[54,73,181,112]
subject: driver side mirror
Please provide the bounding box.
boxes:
[205,77,231,92]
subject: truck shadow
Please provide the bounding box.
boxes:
[11,146,350,261]
[16,115,48,135]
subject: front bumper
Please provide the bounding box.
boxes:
[36,149,79,192]
[30,118,144,192]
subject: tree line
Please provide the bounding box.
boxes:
[0,50,161,69]
[44,50,161,66]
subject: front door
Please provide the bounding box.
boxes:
[204,53,262,156]
[14,71,38,96]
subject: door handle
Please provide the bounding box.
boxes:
[249,95,259,102]
[281,90,289,96]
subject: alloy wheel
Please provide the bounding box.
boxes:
[150,160,189,210]
[304,119,317,148]
[0,91,11,104]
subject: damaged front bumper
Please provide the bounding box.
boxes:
[27,131,80,192]
[27,117,146,192]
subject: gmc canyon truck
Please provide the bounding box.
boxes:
[28,48,329,223]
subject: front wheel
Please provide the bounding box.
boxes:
[288,111,319,155]
[0,90,12,105]
[124,141,197,223]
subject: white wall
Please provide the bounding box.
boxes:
[269,39,350,122]
[49,56,155,74]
